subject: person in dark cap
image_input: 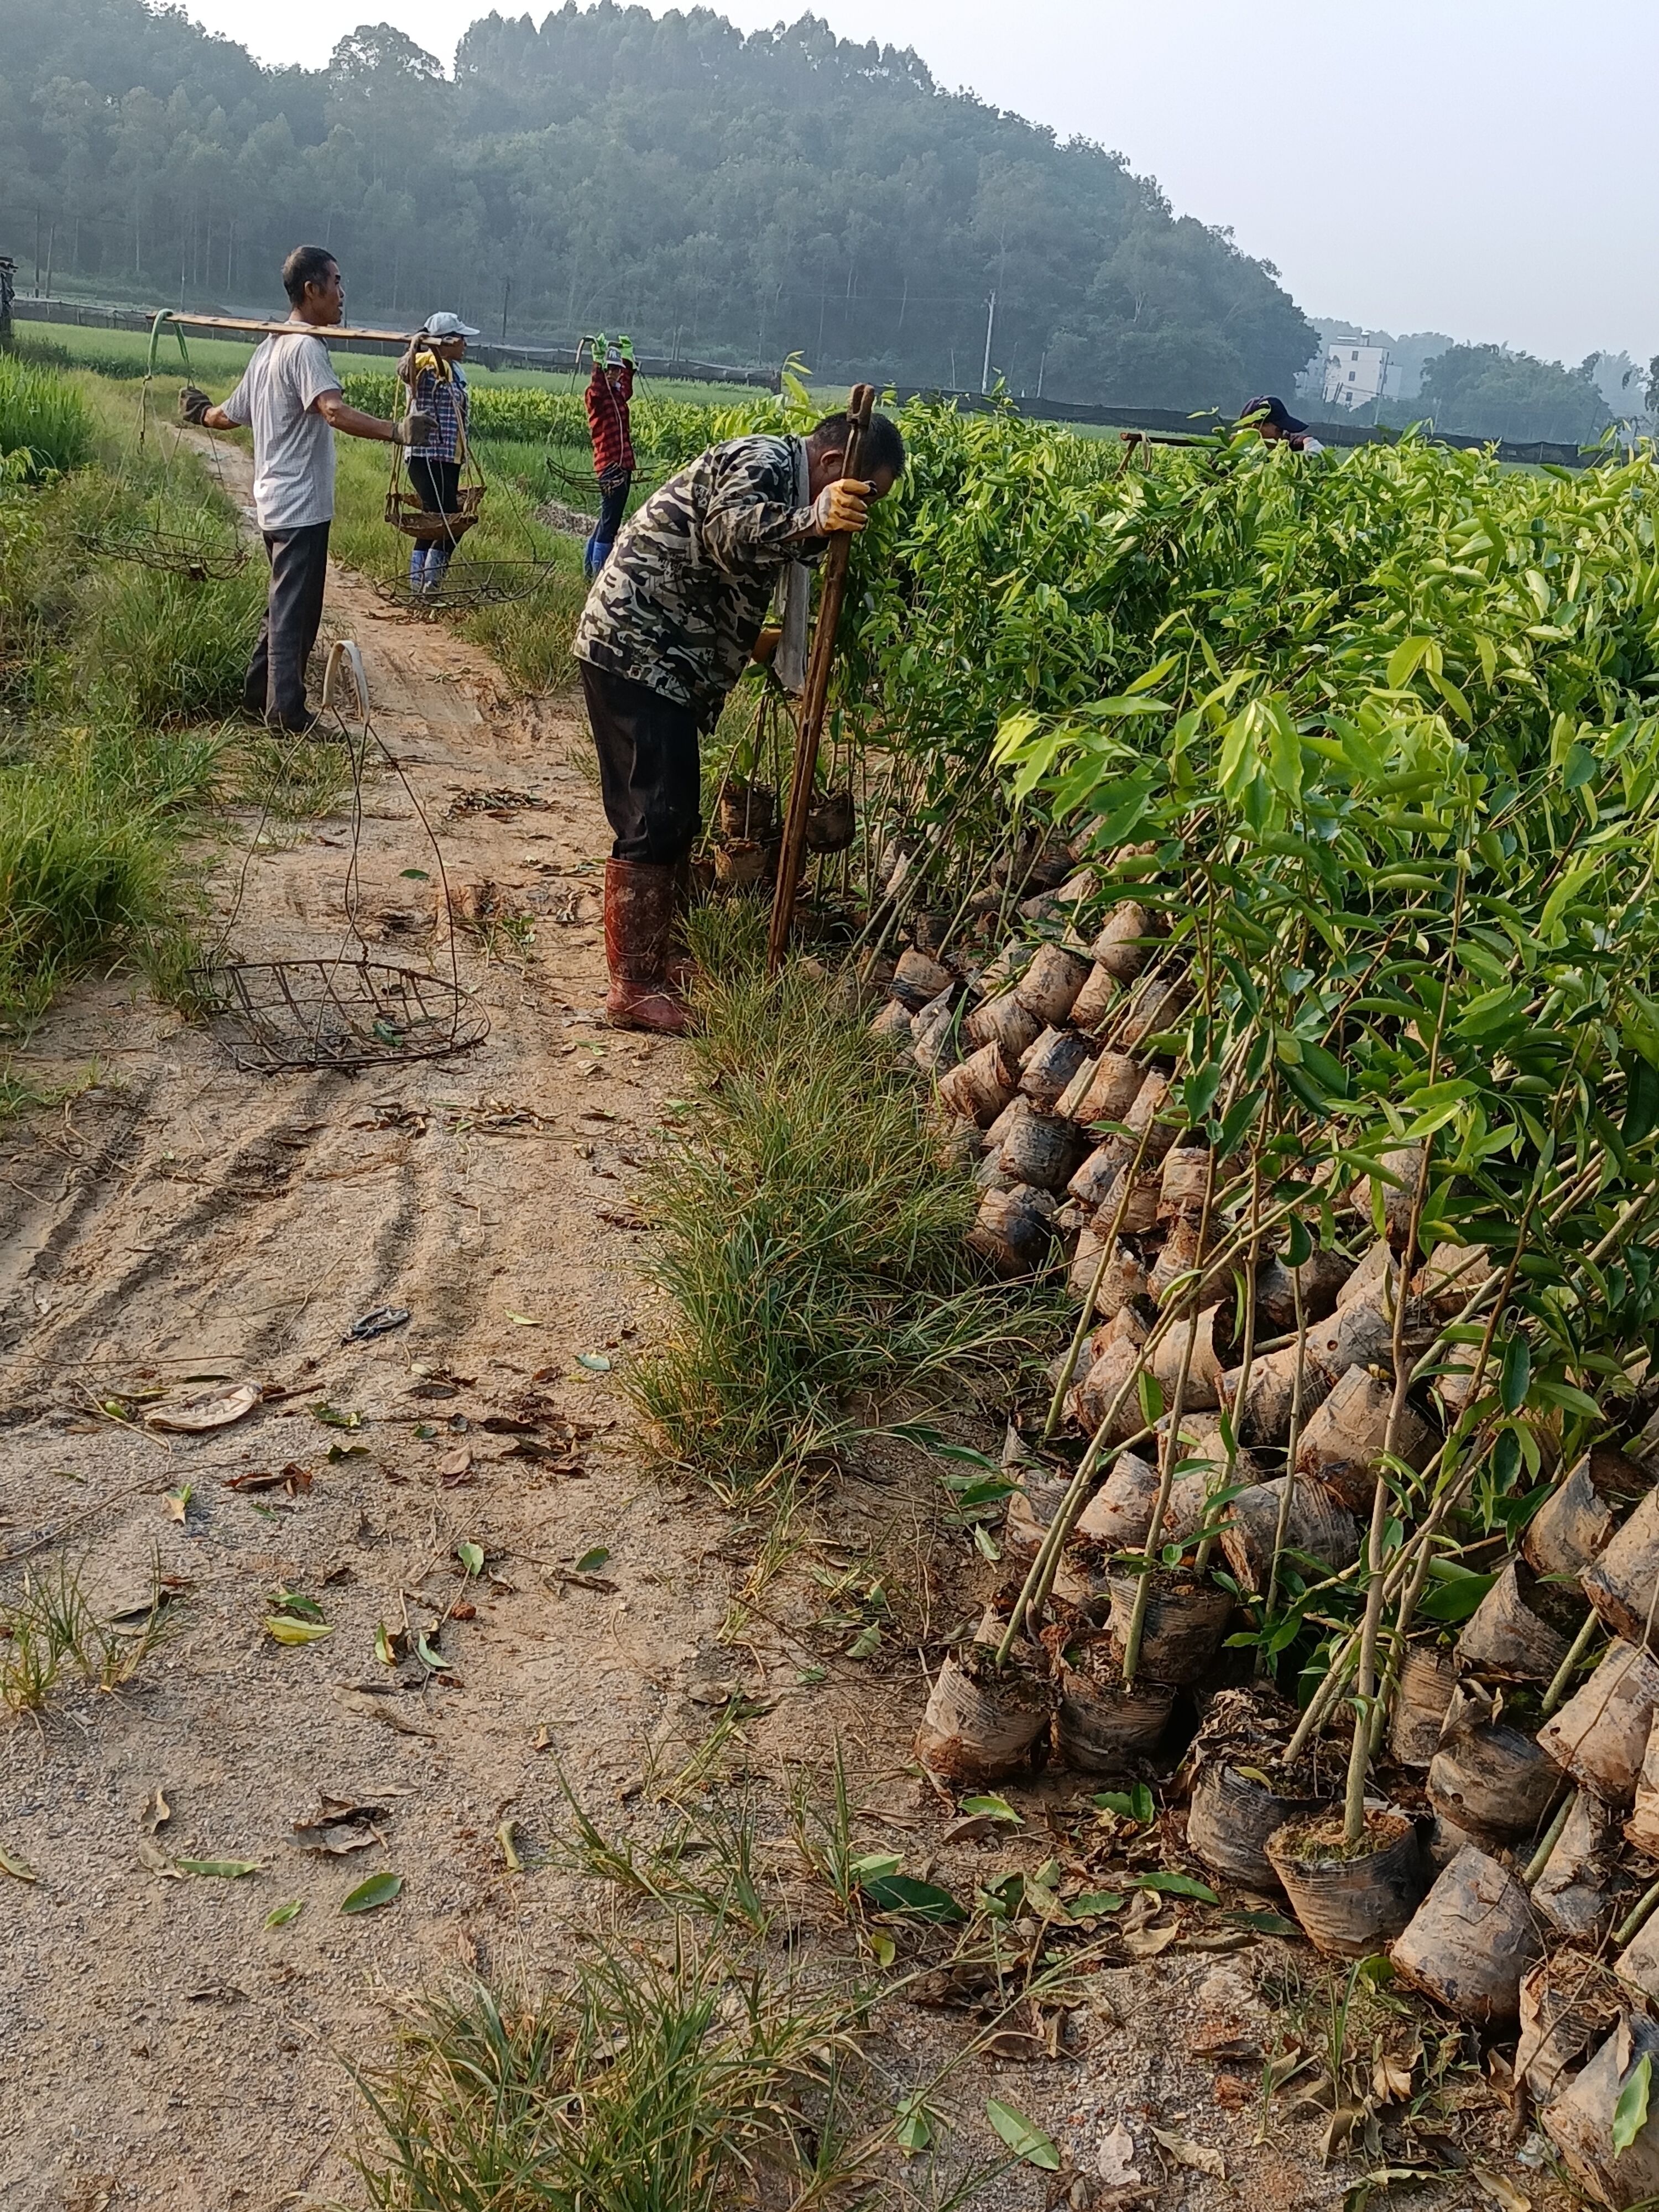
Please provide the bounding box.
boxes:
[1241,395,1324,454]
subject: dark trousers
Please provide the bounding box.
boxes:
[580,660,702,865]
[244,521,330,731]
[409,456,462,517]
[584,469,632,579]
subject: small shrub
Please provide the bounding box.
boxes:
[631,904,1048,1495]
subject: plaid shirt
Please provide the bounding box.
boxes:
[585,363,635,479]
[408,357,469,461]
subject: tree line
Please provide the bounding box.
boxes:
[1,0,1321,409]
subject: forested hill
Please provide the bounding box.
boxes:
[0,0,1320,408]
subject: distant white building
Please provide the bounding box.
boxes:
[1323,341,1391,411]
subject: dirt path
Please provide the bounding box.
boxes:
[0,453,759,2209]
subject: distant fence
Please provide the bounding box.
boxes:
[9,297,1623,465]
[8,296,779,387]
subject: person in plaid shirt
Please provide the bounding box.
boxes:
[398,310,478,591]
[584,338,636,578]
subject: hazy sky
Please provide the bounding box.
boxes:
[189,0,1653,365]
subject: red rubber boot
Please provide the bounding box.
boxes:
[603,858,691,1034]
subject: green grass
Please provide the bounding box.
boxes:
[630,902,1051,1496]
[0,351,96,476]
[352,1938,876,2212]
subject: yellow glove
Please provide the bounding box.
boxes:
[811,478,873,534]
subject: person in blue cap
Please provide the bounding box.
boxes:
[398,310,479,592]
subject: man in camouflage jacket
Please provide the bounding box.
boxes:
[575,408,905,1032]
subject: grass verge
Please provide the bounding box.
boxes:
[630,902,1052,1498]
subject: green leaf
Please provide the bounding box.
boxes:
[1417,1568,1499,1623]
[1386,635,1437,688]
[574,1546,611,1572]
[415,1632,447,1671]
[1614,2052,1652,2155]
[1130,1871,1219,1903]
[265,1618,333,1645]
[868,1929,896,1968]
[861,1873,967,1923]
[1625,1057,1659,1146]
[265,1899,306,1928]
[986,2096,1061,2171]
[176,1857,262,1879]
[846,1621,883,1659]
[895,2093,935,2157]
[341,1871,403,1914]
[1225,1907,1300,1936]
[848,1851,903,1880]
[1067,1890,1124,1919]
[1499,1334,1531,1416]
[959,1793,1021,1824]
[373,1621,396,1666]
[1092,1785,1155,1824]
[577,1351,612,1372]
[310,1403,362,1430]
[456,1541,484,1576]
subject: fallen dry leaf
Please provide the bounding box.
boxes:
[1119,1922,1181,1960]
[140,1787,171,1835]
[145,1383,262,1433]
[331,1684,438,1738]
[136,1838,180,1879]
[1373,2049,1417,2104]
[292,1796,390,1855]
[1097,2123,1141,2187]
[1472,2170,1530,2212]
[1151,2127,1225,2180]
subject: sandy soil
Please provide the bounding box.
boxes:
[0,447,1542,2212]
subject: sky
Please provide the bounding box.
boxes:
[186,0,1653,366]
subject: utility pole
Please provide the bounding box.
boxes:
[43,226,54,303]
[500,277,510,343]
[1036,347,1047,400]
[980,290,996,395]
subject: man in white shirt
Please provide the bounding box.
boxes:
[181,245,432,732]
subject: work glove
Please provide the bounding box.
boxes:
[393,411,438,447]
[811,478,873,535]
[618,335,635,364]
[178,384,211,425]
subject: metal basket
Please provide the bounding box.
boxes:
[191,956,488,1074]
[368,559,560,612]
[72,522,248,579]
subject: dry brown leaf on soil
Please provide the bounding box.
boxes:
[145,1383,262,1433]
[1150,2127,1225,2181]
[1096,2124,1141,2187]
[1373,2048,1418,2104]
[140,1787,171,1835]
[1472,2168,1530,2212]
[1119,1922,1181,1960]
[136,1838,180,1879]
[331,1684,438,1738]
[292,1796,390,1854]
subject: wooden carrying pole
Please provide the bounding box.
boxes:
[766,382,875,975]
[151,309,419,346]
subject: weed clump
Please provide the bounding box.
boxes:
[631,904,1048,1495]
[0,352,95,478]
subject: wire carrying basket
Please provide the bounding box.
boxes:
[74,312,251,577]
[194,954,487,1074]
[191,641,489,1076]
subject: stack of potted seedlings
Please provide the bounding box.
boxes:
[864,776,1659,2184]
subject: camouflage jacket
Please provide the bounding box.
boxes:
[573,432,826,726]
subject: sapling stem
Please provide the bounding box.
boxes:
[1263,1234,1307,1623]
[1194,1155,1260,1579]
[1541,1613,1603,1717]
[1522,1788,1577,1888]
[1039,1117,1157,1446]
[1616,1879,1659,1952]
[1123,1147,1218,1687]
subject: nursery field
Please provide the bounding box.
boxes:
[6,339,1659,2211]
